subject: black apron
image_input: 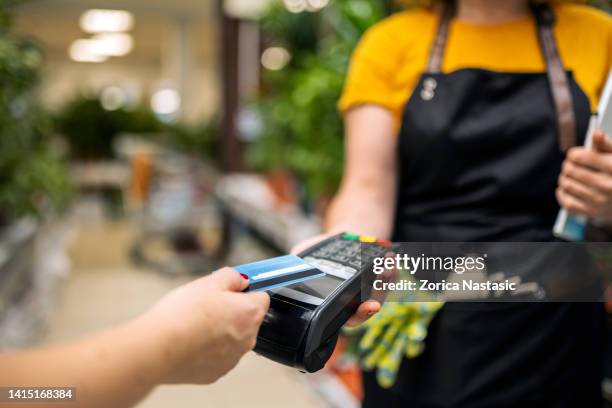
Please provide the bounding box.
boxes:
[362,4,605,408]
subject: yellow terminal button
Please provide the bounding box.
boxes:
[359,235,377,243]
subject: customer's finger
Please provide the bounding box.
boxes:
[244,291,271,319]
[211,267,249,292]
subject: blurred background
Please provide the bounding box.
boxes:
[0,0,610,407]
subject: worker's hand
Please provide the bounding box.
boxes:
[557,130,612,221]
[141,267,269,385]
[291,233,386,327]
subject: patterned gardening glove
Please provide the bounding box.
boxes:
[350,301,444,388]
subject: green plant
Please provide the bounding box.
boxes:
[249,0,386,199]
[588,0,612,12]
[162,119,220,162]
[54,93,220,163]
[54,96,162,159]
[0,4,71,220]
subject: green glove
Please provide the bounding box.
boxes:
[351,301,444,388]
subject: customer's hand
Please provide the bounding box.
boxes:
[557,130,612,221]
[141,267,270,385]
[292,233,384,327]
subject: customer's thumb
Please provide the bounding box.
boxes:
[246,291,271,315]
[210,267,249,292]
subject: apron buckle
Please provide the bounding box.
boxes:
[421,77,437,101]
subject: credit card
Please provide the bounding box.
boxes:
[235,255,325,292]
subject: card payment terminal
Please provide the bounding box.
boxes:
[243,233,391,373]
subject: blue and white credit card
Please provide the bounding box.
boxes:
[235,255,324,292]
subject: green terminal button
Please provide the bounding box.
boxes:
[342,233,360,241]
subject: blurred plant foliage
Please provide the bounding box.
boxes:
[0,2,71,221]
[248,0,386,200]
[54,96,162,159]
[588,0,612,12]
[54,95,219,162]
[156,119,219,162]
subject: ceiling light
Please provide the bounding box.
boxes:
[80,9,134,33]
[306,0,329,11]
[151,88,181,116]
[261,47,290,71]
[101,86,127,111]
[224,0,271,19]
[283,0,307,13]
[91,33,133,57]
[69,39,107,63]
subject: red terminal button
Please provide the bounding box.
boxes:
[377,239,392,247]
[240,273,249,280]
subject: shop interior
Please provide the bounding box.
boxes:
[0,0,611,406]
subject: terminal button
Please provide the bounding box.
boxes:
[341,233,360,241]
[376,239,392,247]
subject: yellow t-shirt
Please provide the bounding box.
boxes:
[338,4,612,131]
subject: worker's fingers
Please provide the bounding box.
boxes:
[290,233,334,255]
[369,252,395,304]
[592,130,612,153]
[558,173,608,207]
[346,300,381,327]
[566,146,612,174]
[556,187,595,218]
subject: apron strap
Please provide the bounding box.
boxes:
[426,1,576,151]
[532,3,576,151]
[426,2,454,73]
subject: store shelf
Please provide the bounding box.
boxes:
[0,220,71,347]
[0,219,38,317]
[215,174,321,253]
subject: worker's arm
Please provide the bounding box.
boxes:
[0,268,270,408]
[326,105,398,237]
[293,105,398,325]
